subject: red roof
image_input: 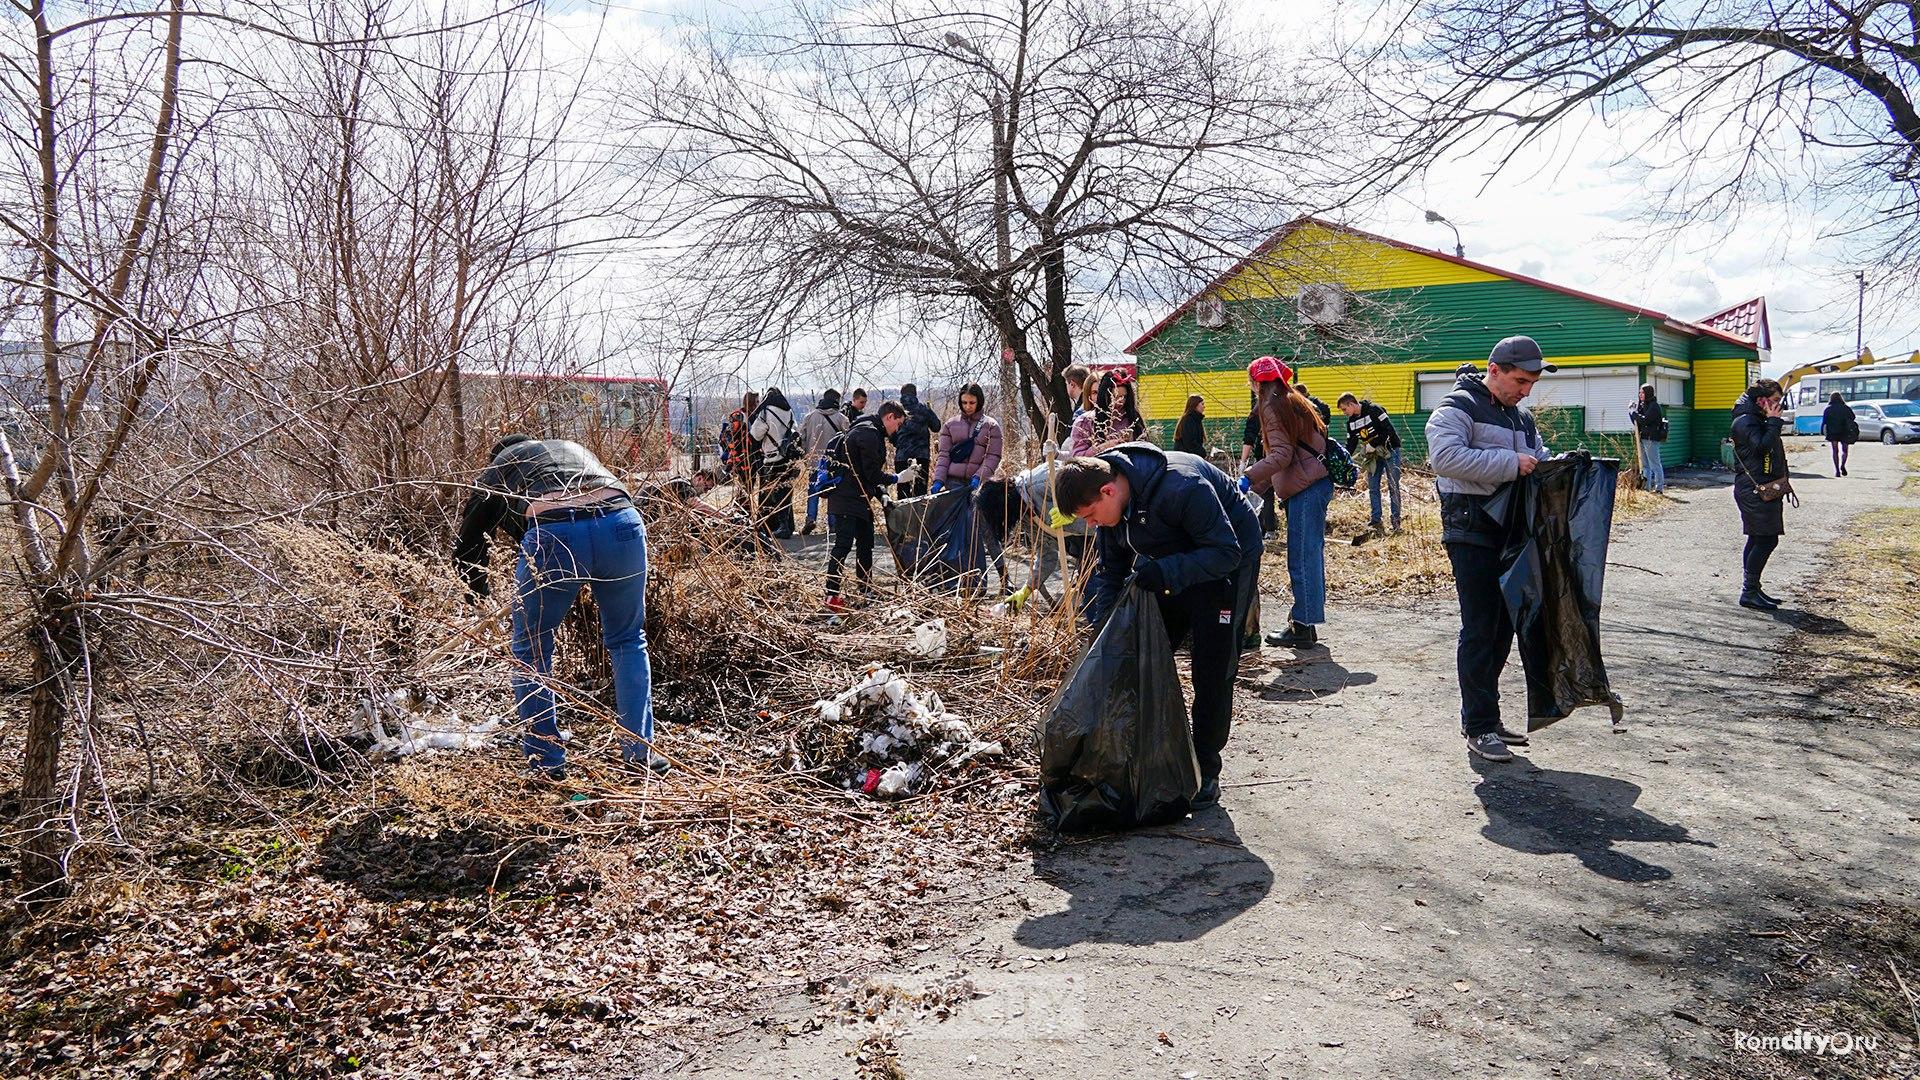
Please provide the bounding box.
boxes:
[1124,216,1759,354]
[1695,297,1770,350]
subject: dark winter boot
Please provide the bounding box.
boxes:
[1264,621,1318,649]
[1739,584,1778,611]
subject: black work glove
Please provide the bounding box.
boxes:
[1134,558,1168,594]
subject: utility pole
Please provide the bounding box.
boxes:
[1855,271,1866,360]
[947,31,1023,454]
[989,90,1020,453]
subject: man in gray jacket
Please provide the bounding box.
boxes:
[1425,336,1553,763]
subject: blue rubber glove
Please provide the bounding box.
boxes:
[969,475,982,491]
[1134,558,1167,594]
[930,481,944,494]
[1237,475,1251,493]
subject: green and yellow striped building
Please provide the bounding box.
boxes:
[1128,218,1765,466]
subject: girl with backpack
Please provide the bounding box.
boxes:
[748,387,799,540]
[1244,356,1333,650]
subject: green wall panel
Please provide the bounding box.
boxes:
[1137,278,1665,374]
[1692,409,1733,462]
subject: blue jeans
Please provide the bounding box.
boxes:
[1639,439,1666,491]
[1285,476,1332,625]
[510,506,653,770]
[1368,449,1402,528]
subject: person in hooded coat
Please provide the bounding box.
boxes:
[1730,379,1790,610]
[801,389,850,535]
[748,387,799,540]
[1820,390,1859,476]
[893,383,941,498]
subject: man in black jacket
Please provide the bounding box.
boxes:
[1338,393,1404,534]
[894,384,941,498]
[825,402,918,611]
[1055,444,1262,808]
[454,435,663,781]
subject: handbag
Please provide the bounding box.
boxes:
[1739,448,1798,507]
[947,421,983,465]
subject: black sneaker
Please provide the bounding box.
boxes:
[1465,732,1514,762]
[522,761,568,784]
[1496,724,1530,747]
[621,752,670,778]
[1264,622,1318,649]
[1192,778,1221,810]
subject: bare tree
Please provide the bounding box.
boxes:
[0,0,588,902]
[1356,0,1920,292]
[627,0,1355,435]
[226,0,629,547]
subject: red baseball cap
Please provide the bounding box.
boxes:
[1248,356,1293,384]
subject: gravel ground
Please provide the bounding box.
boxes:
[640,441,1920,1080]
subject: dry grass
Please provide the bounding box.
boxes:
[1785,496,1920,723]
[0,498,1083,1079]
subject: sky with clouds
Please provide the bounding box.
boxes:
[548,0,1920,386]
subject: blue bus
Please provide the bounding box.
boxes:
[1787,361,1920,434]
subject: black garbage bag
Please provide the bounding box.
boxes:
[1488,452,1624,731]
[1037,585,1199,831]
[884,488,999,591]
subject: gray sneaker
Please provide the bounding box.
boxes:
[1496,724,1531,747]
[1465,732,1515,762]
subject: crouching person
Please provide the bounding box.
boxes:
[454,434,663,782]
[1054,444,1263,809]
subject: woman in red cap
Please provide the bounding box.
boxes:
[1244,356,1332,649]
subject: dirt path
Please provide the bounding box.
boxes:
[654,444,1920,1080]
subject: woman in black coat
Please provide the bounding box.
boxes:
[1172,394,1207,455]
[1819,391,1858,477]
[1730,379,1790,610]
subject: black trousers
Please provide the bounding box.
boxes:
[825,512,875,597]
[1446,541,1514,737]
[1743,534,1779,589]
[1157,554,1259,780]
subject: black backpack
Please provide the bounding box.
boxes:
[810,428,855,497]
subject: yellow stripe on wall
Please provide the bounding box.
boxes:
[1693,358,1749,409]
[1141,354,1654,420]
[1219,221,1504,299]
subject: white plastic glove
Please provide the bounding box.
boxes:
[896,461,922,485]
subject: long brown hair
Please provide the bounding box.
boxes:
[1260,377,1327,435]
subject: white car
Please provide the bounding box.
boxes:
[1851,399,1920,444]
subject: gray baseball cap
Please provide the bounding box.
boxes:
[1488,335,1556,372]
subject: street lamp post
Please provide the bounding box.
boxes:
[946,32,1023,450]
[1425,209,1465,258]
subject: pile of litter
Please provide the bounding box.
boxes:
[814,665,1001,798]
[358,688,506,757]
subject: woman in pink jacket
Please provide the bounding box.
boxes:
[932,382,1004,491]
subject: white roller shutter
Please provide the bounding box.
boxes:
[1582,373,1640,431]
